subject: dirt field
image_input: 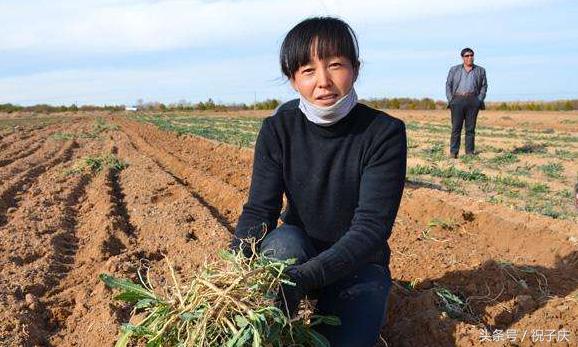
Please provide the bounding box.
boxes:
[0,111,576,347]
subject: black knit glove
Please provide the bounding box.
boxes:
[230,223,268,258]
[277,265,309,318]
[229,235,252,258]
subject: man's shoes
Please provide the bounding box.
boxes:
[449,153,458,159]
[465,151,477,156]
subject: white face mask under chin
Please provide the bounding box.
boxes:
[298,88,358,127]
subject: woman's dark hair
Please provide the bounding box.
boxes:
[280,17,360,79]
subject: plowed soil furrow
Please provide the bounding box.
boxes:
[0,141,97,345]
[0,133,70,184]
[0,120,83,183]
[43,174,92,291]
[45,148,139,346]
[0,138,47,168]
[112,128,232,266]
[0,133,18,151]
[0,177,92,347]
[0,141,9,152]
[0,142,63,186]
[42,128,233,346]
[118,119,244,231]
[0,129,35,151]
[0,124,63,167]
[117,119,295,227]
[0,139,79,227]
[120,118,254,191]
[382,189,578,346]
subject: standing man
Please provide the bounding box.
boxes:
[445,47,488,158]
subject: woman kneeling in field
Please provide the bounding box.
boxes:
[231,16,407,346]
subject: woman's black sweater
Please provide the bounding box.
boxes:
[231,100,407,290]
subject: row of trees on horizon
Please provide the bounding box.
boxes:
[1,98,577,114]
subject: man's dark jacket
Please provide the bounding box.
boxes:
[445,64,488,110]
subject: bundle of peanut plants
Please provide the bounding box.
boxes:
[99,242,339,347]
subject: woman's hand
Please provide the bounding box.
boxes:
[277,265,308,317]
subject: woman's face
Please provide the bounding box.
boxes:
[290,55,357,107]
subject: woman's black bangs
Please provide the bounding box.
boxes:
[313,24,357,64]
[280,17,359,78]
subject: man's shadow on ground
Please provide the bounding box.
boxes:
[378,251,578,347]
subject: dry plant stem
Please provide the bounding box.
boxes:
[166,257,185,307]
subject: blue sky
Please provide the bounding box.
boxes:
[0,0,577,106]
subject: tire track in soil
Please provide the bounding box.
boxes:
[118,118,247,231]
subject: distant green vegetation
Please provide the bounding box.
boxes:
[361,97,438,110]
[554,149,578,160]
[0,98,282,114]
[132,114,261,147]
[92,117,119,133]
[421,142,445,162]
[494,100,577,111]
[0,103,123,114]
[360,98,578,111]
